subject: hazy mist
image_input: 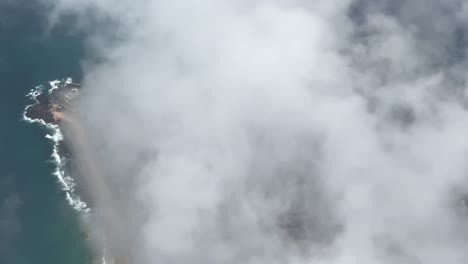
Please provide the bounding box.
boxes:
[42,0,468,263]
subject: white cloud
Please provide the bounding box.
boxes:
[43,0,468,263]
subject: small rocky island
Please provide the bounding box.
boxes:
[25,82,80,123]
[25,81,81,159]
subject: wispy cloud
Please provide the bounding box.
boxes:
[41,1,468,263]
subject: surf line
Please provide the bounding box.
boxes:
[23,79,89,212]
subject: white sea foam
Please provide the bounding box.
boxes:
[102,248,108,264]
[23,78,90,213]
[26,85,43,100]
[48,79,61,93]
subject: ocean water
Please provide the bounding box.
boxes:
[0,2,92,263]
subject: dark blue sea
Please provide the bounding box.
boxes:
[0,2,91,263]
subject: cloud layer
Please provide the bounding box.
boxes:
[42,0,468,263]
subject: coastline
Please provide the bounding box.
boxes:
[23,78,89,213]
[23,79,124,264]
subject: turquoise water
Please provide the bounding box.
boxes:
[0,3,92,263]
